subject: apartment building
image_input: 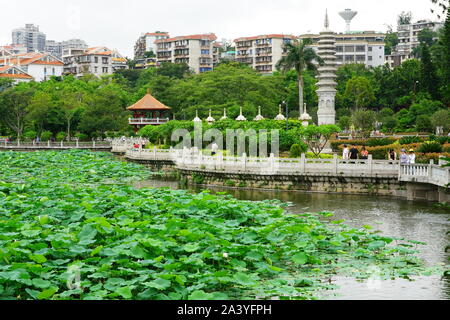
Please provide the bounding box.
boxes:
[63,46,127,77]
[155,34,217,73]
[234,34,297,74]
[0,52,63,81]
[12,24,46,53]
[300,31,386,68]
[386,20,443,68]
[134,32,169,60]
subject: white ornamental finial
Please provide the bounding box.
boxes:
[325,9,329,29]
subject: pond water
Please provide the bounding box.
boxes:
[134,179,450,300]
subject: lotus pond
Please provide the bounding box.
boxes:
[0,150,445,300]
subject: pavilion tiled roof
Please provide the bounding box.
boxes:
[127,90,171,111]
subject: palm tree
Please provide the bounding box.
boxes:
[276,38,322,116]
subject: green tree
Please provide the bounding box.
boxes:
[344,77,376,109]
[0,84,36,139]
[384,31,399,55]
[27,92,53,134]
[302,125,341,156]
[351,109,377,136]
[79,85,130,137]
[398,11,412,25]
[420,44,439,99]
[415,115,433,132]
[430,109,450,131]
[276,39,322,116]
[156,62,192,79]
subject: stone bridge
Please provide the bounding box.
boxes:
[112,141,450,203]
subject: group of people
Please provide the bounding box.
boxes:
[342,145,416,164]
[342,145,369,160]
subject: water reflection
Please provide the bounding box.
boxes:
[135,179,450,300]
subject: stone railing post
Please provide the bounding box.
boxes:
[269,153,275,172]
[47,140,50,148]
[17,139,20,147]
[76,139,79,148]
[242,153,247,172]
[153,146,157,160]
[300,153,306,174]
[429,160,434,179]
[61,140,64,148]
[93,140,96,148]
[218,152,224,171]
[33,140,35,146]
[333,154,338,174]
[368,155,373,175]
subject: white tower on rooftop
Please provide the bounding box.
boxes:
[339,9,358,33]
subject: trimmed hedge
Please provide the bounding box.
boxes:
[416,153,450,164]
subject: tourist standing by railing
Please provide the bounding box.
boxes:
[400,149,409,165]
[360,146,369,160]
[342,145,350,161]
[408,149,416,164]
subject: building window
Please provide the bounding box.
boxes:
[201,49,210,55]
[95,57,98,63]
[102,57,108,64]
[95,66,98,73]
[356,45,365,52]
[368,56,373,61]
[336,46,343,52]
[52,68,55,75]
[368,47,373,52]
[344,46,354,52]
[102,67,108,73]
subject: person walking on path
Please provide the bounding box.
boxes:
[342,145,350,160]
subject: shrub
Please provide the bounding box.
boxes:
[40,131,53,141]
[443,144,450,153]
[290,143,307,158]
[416,153,450,164]
[418,141,443,154]
[429,135,449,145]
[56,132,67,141]
[23,130,37,141]
[75,133,89,141]
[366,138,397,147]
[399,136,423,145]
[306,152,334,159]
[330,139,367,151]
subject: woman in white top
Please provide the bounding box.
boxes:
[342,145,350,160]
[408,149,416,164]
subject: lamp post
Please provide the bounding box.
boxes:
[413,80,419,100]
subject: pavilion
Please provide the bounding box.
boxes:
[127,89,171,132]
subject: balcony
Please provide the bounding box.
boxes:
[129,118,170,126]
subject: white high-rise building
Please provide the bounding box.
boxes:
[234,34,297,74]
[155,34,217,74]
[386,19,444,68]
[12,24,46,53]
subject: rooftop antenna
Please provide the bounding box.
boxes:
[339,8,358,33]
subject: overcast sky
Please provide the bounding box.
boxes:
[0,0,441,58]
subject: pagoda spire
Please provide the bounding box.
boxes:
[325,9,329,29]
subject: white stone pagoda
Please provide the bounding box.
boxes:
[316,10,337,125]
